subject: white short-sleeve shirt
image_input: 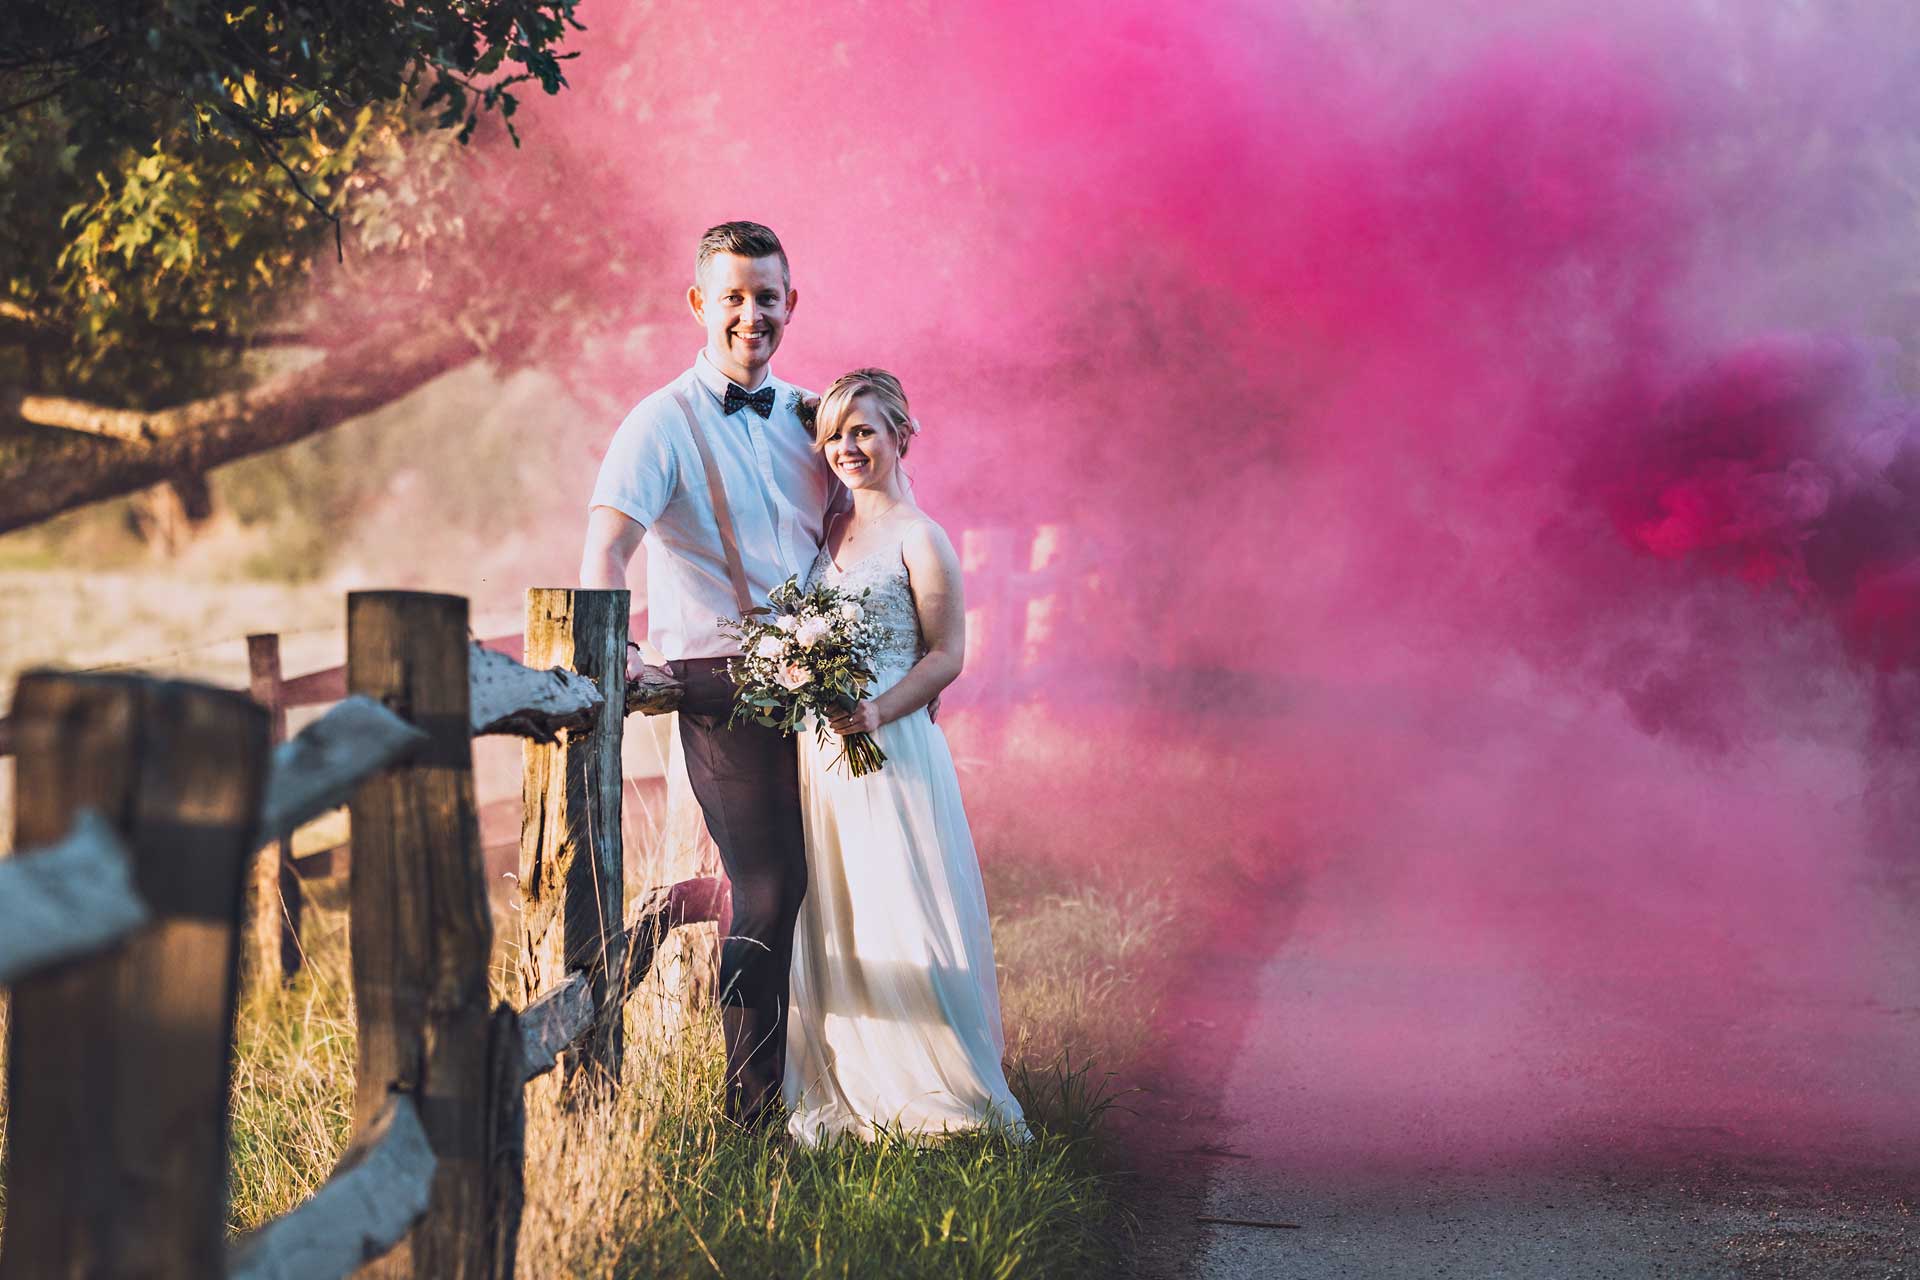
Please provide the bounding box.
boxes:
[589,351,836,660]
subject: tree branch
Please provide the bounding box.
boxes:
[0,76,77,117]
[0,325,479,534]
[218,102,345,257]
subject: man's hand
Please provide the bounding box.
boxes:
[626,642,674,684]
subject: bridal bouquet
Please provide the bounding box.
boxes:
[721,575,890,776]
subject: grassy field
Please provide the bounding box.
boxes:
[0,859,1171,1279]
[0,524,1184,1276]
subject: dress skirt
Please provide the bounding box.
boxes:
[782,703,1029,1144]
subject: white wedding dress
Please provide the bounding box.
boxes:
[782,528,1029,1145]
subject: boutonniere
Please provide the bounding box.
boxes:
[790,389,820,431]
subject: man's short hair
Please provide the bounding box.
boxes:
[696,221,790,289]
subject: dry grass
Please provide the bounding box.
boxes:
[507,865,1171,1279]
[0,862,1171,1277]
[993,878,1175,1074]
[226,880,358,1230]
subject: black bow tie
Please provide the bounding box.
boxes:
[723,383,777,418]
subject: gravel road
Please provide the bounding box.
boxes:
[1183,828,1920,1280]
[1160,702,1920,1280]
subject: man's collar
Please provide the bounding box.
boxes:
[694,348,779,405]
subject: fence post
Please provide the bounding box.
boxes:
[246,632,303,983]
[518,588,628,1098]
[0,672,269,1280]
[347,591,522,1280]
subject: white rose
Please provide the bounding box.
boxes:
[777,662,813,690]
[838,601,863,622]
[754,635,785,660]
[796,617,832,648]
[775,614,799,633]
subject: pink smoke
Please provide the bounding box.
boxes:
[314,2,1920,1170]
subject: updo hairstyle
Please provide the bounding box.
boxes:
[812,368,920,457]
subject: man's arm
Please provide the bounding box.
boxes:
[581,506,661,676]
[581,505,646,588]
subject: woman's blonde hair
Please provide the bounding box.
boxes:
[812,368,919,456]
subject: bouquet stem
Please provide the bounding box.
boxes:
[829,693,888,777]
[834,730,887,778]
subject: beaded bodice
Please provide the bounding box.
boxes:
[805,534,925,693]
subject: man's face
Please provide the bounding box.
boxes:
[688,253,795,385]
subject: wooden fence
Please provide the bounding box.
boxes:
[0,522,1103,1274]
[0,588,690,1279]
[231,606,666,987]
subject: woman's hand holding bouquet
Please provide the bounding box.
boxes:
[721,575,889,777]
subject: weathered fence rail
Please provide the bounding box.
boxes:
[0,522,1104,1276]
[0,588,698,1279]
[226,1095,436,1280]
[0,810,146,985]
[0,520,1092,756]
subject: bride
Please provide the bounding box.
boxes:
[782,368,1029,1144]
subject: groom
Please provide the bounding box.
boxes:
[580,221,835,1124]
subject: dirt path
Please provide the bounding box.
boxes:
[1127,687,1920,1279]
[1190,933,1918,1278]
[1196,1158,1917,1278]
[1180,787,1920,1278]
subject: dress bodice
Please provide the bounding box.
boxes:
[805,531,925,694]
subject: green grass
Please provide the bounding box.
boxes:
[0,860,1170,1278]
[516,863,1170,1278]
[516,1007,1129,1279]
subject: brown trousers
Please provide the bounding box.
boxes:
[671,657,808,1122]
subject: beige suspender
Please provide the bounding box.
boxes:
[672,389,759,618]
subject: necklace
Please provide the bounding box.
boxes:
[834,501,908,565]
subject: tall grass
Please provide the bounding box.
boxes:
[515,1002,1128,1279]
[992,878,1174,1073]
[227,881,357,1229]
[516,866,1170,1278]
[0,865,1171,1277]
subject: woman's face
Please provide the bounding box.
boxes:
[823,393,902,492]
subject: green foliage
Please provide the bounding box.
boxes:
[518,868,1166,1278]
[619,1091,1124,1280]
[0,100,396,407]
[0,1,582,164]
[0,0,583,412]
